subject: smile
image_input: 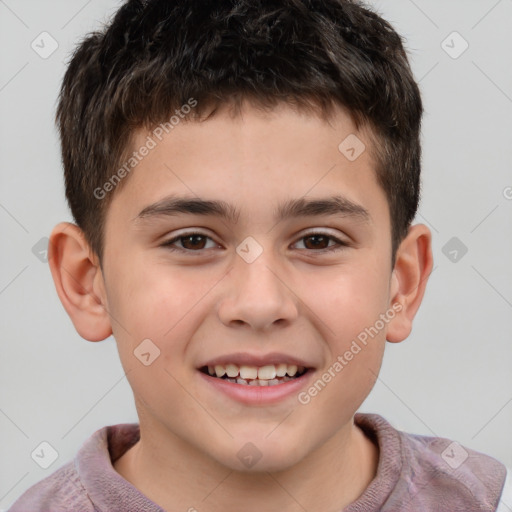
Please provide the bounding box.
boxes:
[199,363,309,386]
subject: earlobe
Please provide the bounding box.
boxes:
[48,222,112,342]
[386,224,433,343]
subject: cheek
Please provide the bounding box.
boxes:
[312,260,391,342]
[304,259,389,400]
[102,257,171,362]
[106,254,175,328]
[105,257,215,364]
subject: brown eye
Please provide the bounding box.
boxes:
[161,232,217,252]
[302,234,331,250]
[294,232,348,253]
[179,234,208,250]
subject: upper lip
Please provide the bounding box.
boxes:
[198,351,315,369]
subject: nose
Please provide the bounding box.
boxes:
[217,248,299,332]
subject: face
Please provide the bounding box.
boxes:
[99,101,396,472]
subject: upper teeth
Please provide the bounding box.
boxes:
[208,363,304,380]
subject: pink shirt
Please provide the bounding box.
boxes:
[9,413,510,511]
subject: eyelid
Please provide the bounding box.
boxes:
[160,229,219,251]
[298,227,348,240]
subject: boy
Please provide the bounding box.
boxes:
[9,0,511,510]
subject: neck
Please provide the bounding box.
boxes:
[114,418,379,512]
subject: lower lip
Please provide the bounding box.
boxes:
[198,370,315,406]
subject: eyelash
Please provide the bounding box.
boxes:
[160,230,349,255]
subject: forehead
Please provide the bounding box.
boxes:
[107,101,387,228]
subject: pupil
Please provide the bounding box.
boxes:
[306,235,327,249]
[183,235,205,250]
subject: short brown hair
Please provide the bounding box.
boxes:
[56,0,423,264]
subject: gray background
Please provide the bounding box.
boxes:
[1,0,511,508]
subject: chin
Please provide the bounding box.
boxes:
[211,436,308,473]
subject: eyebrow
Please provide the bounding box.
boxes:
[134,194,370,225]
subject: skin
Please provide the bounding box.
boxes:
[49,100,433,512]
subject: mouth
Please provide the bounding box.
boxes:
[198,363,310,386]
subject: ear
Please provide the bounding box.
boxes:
[48,222,112,342]
[386,224,433,343]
